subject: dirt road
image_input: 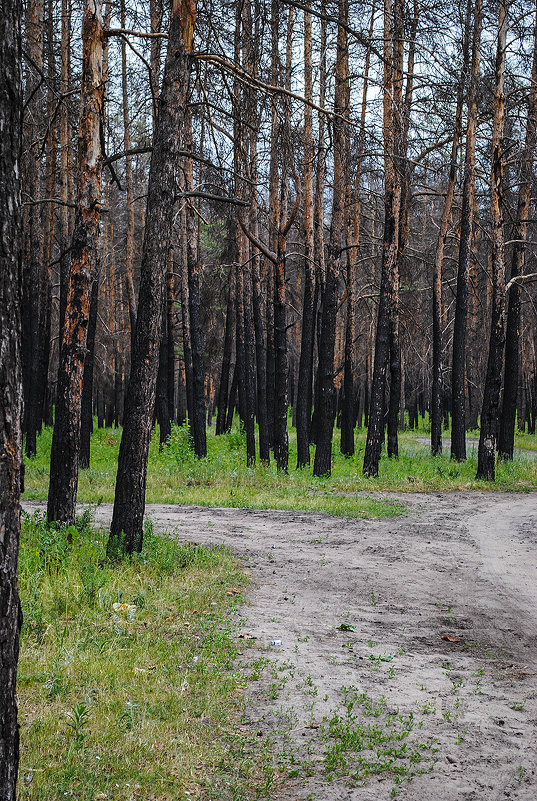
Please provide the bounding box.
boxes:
[23,493,537,800]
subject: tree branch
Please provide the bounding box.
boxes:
[506,272,537,291]
[176,191,250,206]
[238,217,277,264]
[105,28,168,39]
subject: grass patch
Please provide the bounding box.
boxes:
[17,511,271,800]
[22,419,537,519]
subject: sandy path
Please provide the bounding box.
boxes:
[23,494,537,800]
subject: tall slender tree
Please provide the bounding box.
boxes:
[451,0,482,462]
[431,0,469,455]
[313,0,350,477]
[340,0,376,459]
[498,4,537,459]
[108,0,196,555]
[363,0,403,477]
[476,0,508,480]
[21,0,44,458]
[0,1,23,796]
[296,6,316,468]
[47,0,104,524]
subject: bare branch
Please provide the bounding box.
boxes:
[238,217,277,264]
[176,191,250,206]
[197,53,357,128]
[506,272,537,291]
[105,27,168,39]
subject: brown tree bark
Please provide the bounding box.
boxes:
[108,0,196,555]
[476,0,507,480]
[0,2,23,796]
[47,0,104,524]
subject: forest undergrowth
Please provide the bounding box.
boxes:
[23,417,537,518]
[17,511,274,801]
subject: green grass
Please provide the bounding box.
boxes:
[17,511,273,800]
[22,418,537,520]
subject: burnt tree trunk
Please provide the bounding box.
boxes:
[121,0,137,357]
[166,266,176,423]
[156,300,171,447]
[313,0,349,477]
[245,0,270,465]
[340,1,376,458]
[0,2,23,796]
[216,267,235,434]
[309,17,327,447]
[476,0,507,480]
[180,257,195,432]
[296,6,315,468]
[431,0,468,455]
[185,113,207,458]
[386,0,410,460]
[21,0,44,459]
[80,272,100,468]
[451,0,482,461]
[108,0,195,555]
[498,6,537,459]
[47,0,104,524]
[363,0,402,477]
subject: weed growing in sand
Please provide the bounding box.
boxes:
[318,688,438,791]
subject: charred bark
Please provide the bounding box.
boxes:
[431,3,467,454]
[476,0,507,481]
[498,7,537,459]
[313,0,349,477]
[451,0,482,462]
[296,7,315,468]
[216,267,235,435]
[80,273,100,468]
[0,2,23,796]
[363,0,402,477]
[156,300,171,447]
[108,0,195,555]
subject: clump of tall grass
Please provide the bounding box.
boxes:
[17,511,269,800]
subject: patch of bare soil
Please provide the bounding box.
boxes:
[23,493,537,800]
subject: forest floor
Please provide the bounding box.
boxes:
[23,492,537,801]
